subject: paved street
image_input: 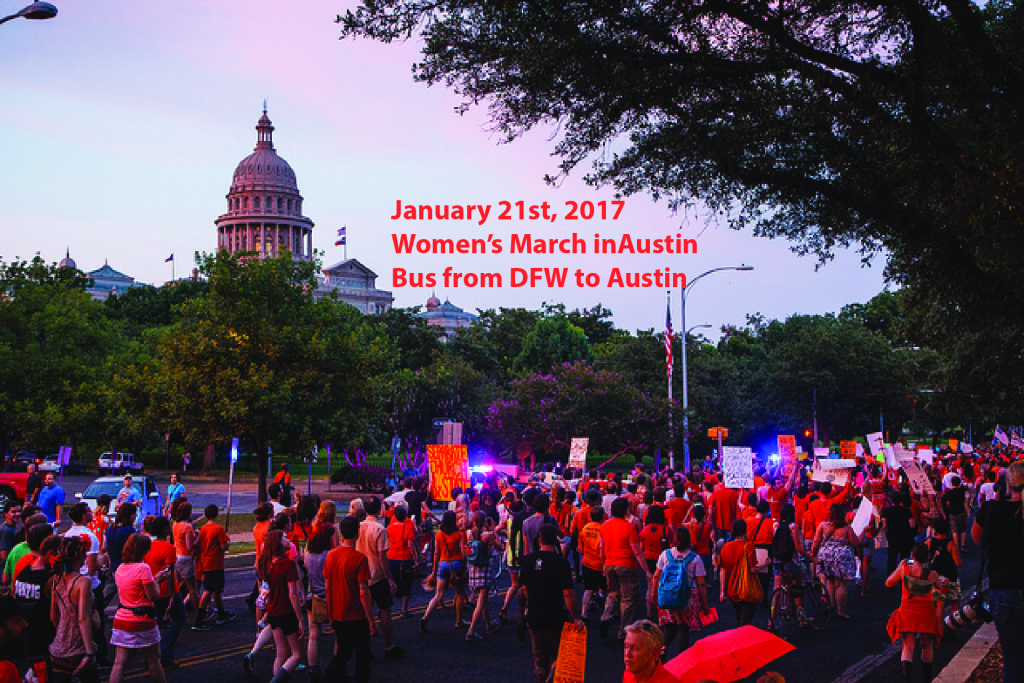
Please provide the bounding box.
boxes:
[98,527,983,683]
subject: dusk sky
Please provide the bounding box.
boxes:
[1,1,888,337]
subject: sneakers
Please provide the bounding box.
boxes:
[455,619,471,628]
[242,653,254,676]
[465,631,483,641]
[216,610,237,625]
[384,646,408,659]
[487,619,501,634]
[420,617,429,633]
[192,620,212,631]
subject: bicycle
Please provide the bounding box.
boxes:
[769,560,830,640]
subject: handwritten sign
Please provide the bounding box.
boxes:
[850,497,875,537]
[777,435,797,478]
[866,432,884,457]
[722,447,754,489]
[917,447,935,465]
[553,624,587,683]
[902,460,936,496]
[948,439,959,451]
[568,438,589,470]
[426,444,470,501]
[811,458,850,486]
[840,441,858,459]
[814,447,831,459]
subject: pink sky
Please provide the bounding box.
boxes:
[0,1,887,335]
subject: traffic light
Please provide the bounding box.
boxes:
[803,429,813,438]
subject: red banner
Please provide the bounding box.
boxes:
[777,435,797,477]
[427,444,470,501]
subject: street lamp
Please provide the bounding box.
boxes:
[680,265,754,472]
[0,2,57,25]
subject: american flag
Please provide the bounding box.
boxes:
[335,226,346,246]
[665,293,674,379]
[994,424,1010,446]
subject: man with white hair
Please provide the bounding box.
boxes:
[622,619,675,682]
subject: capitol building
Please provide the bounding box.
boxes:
[76,109,394,315]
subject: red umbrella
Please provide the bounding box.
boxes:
[664,625,794,683]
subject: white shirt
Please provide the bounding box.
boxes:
[271,501,286,516]
[65,524,101,590]
[978,482,996,505]
[941,472,957,492]
[356,516,389,586]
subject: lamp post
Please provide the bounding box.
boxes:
[0,2,57,25]
[681,265,754,472]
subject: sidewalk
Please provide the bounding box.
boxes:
[935,623,999,683]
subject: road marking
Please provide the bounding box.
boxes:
[831,642,901,683]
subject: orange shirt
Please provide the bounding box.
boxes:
[746,515,775,545]
[172,521,193,557]
[144,540,176,599]
[686,520,713,556]
[436,530,465,562]
[252,520,271,568]
[600,517,639,569]
[764,486,787,520]
[711,487,739,529]
[386,519,415,561]
[570,503,592,540]
[324,545,370,623]
[720,539,757,602]
[580,521,604,570]
[639,523,667,560]
[549,501,572,536]
[665,498,691,529]
[198,522,228,572]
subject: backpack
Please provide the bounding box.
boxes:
[772,521,796,563]
[466,538,489,567]
[657,550,697,610]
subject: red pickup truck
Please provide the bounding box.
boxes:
[0,473,30,510]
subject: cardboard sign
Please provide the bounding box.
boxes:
[902,460,936,496]
[960,443,973,453]
[426,444,470,501]
[948,439,959,451]
[818,458,855,470]
[814,447,831,459]
[722,446,754,489]
[568,438,589,469]
[777,435,797,477]
[884,445,900,470]
[840,441,858,459]
[850,497,875,537]
[811,458,850,486]
[866,432,884,457]
[553,623,587,683]
[917,447,935,465]
[893,444,916,464]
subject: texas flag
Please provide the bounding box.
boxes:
[335,226,346,246]
[165,254,174,263]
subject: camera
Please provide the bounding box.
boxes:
[945,591,993,630]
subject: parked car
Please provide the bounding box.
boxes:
[8,451,42,472]
[97,452,144,475]
[75,475,161,524]
[0,473,30,510]
[39,455,86,476]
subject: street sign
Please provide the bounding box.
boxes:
[230,437,239,464]
[707,427,729,439]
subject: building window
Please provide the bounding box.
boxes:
[277,198,283,211]
[243,197,249,210]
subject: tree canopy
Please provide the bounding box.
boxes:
[338,0,1024,408]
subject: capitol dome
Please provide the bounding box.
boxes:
[58,248,76,270]
[215,109,314,261]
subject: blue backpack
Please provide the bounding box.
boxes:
[657,551,696,610]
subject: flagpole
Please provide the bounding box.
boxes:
[667,290,674,471]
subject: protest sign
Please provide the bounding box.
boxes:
[553,624,587,683]
[960,443,973,453]
[568,438,589,469]
[893,444,916,464]
[866,432,884,457]
[777,435,797,478]
[850,497,875,537]
[917,447,935,465]
[840,441,858,459]
[722,446,754,489]
[426,444,470,501]
[814,447,831,459]
[885,445,901,470]
[902,460,936,496]
[948,438,959,451]
[811,458,850,486]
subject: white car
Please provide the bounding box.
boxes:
[97,452,144,475]
[75,476,162,524]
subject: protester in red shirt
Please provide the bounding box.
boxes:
[600,498,652,640]
[710,485,740,541]
[665,484,691,530]
[194,505,232,630]
[322,516,372,682]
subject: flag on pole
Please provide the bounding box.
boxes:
[994,424,1010,446]
[665,293,674,379]
[335,226,346,246]
[165,254,174,263]
[1011,427,1024,450]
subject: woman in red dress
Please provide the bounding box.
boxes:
[885,543,943,683]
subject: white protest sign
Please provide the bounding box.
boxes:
[917,447,935,465]
[959,443,973,453]
[722,446,754,489]
[811,458,851,486]
[902,460,936,496]
[568,438,589,469]
[818,458,856,470]
[851,497,875,537]
[814,448,831,459]
[893,444,916,464]
[885,445,901,470]
[866,432,884,456]
[856,442,865,458]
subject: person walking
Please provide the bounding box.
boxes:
[322,516,373,683]
[303,515,334,682]
[356,497,405,659]
[163,474,186,517]
[109,533,171,683]
[649,527,708,658]
[812,503,860,619]
[885,543,943,683]
[465,511,502,640]
[38,473,65,525]
[143,515,184,670]
[171,502,201,624]
[600,497,652,639]
[970,460,1024,683]
[520,524,582,683]
[719,519,763,627]
[65,503,108,668]
[258,530,304,683]
[421,510,469,631]
[194,504,234,630]
[385,504,416,618]
[48,536,99,683]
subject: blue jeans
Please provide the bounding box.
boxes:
[158,592,186,661]
[989,589,1024,683]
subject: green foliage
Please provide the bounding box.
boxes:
[514,315,594,374]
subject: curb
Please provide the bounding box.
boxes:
[934,622,998,683]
